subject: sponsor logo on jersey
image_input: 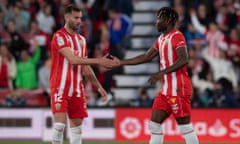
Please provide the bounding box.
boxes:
[57,36,64,46]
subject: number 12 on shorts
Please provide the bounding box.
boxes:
[54,93,63,102]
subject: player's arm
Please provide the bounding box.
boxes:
[83,65,107,100]
[161,46,188,74]
[148,46,188,85]
[119,47,158,66]
[59,48,116,68]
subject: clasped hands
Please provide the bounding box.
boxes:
[98,54,121,69]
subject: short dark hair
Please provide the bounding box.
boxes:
[157,7,179,26]
[64,4,81,15]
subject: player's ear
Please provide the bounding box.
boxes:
[64,14,69,22]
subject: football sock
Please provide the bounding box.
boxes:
[52,122,65,144]
[179,123,199,144]
[70,125,82,144]
[149,121,164,144]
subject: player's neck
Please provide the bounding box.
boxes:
[64,25,75,35]
[162,27,175,35]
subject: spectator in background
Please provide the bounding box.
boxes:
[0,43,16,89]
[12,3,30,33]
[132,87,153,107]
[0,0,13,26]
[174,2,189,33]
[3,89,26,107]
[184,23,205,48]
[196,3,211,27]
[92,28,115,93]
[190,9,227,58]
[202,47,238,94]
[38,56,51,106]
[107,7,133,49]
[78,0,92,42]
[227,28,240,59]
[23,20,51,62]
[0,8,4,34]
[208,78,240,108]
[15,45,40,90]
[216,3,238,33]
[37,4,55,35]
[6,20,26,60]
[89,0,109,34]
[107,0,134,17]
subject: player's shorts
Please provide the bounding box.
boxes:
[51,89,88,119]
[152,93,191,118]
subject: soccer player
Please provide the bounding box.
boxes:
[50,5,117,144]
[113,7,199,144]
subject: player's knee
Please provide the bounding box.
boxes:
[53,122,66,133]
[179,123,194,135]
[70,125,82,134]
[150,121,163,134]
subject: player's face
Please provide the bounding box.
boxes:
[68,11,82,31]
[155,15,168,32]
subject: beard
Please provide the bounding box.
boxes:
[69,21,80,31]
[157,25,167,32]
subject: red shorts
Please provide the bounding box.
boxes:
[51,89,88,119]
[152,93,191,118]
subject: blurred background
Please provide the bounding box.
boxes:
[0,0,239,143]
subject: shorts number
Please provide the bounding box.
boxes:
[54,93,63,102]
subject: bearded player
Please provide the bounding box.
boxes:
[50,4,117,144]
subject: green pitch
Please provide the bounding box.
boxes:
[0,141,239,144]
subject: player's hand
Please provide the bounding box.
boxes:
[190,9,196,16]
[97,87,107,102]
[148,72,163,85]
[99,54,120,69]
[108,54,122,68]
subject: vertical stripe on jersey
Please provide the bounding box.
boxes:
[79,35,86,98]
[75,35,82,97]
[168,35,177,96]
[67,35,74,96]
[160,38,168,95]
[59,58,68,96]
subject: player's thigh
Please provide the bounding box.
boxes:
[173,95,191,124]
[176,116,190,124]
[151,109,170,124]
[152,93,171,124]
[68,96,88,122]
[51,90,68,123]
[69,118,83,128]
[53,112,67,124]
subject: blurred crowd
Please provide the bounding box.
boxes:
[172,0,240,108]
[0,0,239,108]
[0,0,134,107]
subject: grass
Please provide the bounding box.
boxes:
[0,141,239,144]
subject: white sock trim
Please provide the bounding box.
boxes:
[150,121,163,135]
[179,123,194,135]
[70,125,82,134]
[54,123,66,131]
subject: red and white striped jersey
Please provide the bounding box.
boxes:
[205,30,226,58]
[50,28,87,97]
[154,29,192,96]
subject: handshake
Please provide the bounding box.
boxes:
[97,53,122,69]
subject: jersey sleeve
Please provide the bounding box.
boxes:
[172,33,187,50]
[53,32,70,50]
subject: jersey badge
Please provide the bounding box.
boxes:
[57,36,64,46]
[55,103,61,110]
